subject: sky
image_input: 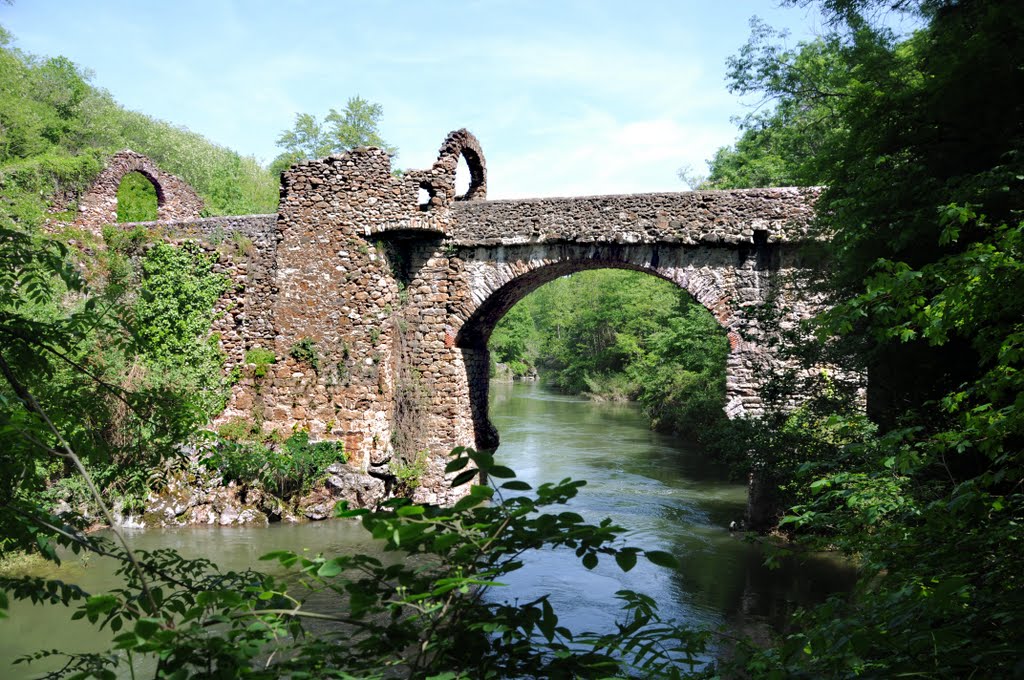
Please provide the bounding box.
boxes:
[2,1,830,200]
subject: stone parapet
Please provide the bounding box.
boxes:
[447,187,822,247]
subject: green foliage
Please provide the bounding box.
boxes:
[270,95,397,176]
[115,171,157,223]
[703,18,851,189]
[209,427,345,498]
[216,417,260,442]
[289,336,320,372]
[101,222,151,253]
[0,223,204,538]
[489,302,534,370]
[710,2,1024,677]
[132,241,230,419]
[1,187,232,531]
[388,448,429,493]
[244,346,276,378]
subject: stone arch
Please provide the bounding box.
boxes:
[401,129,487,220]
[433,129,487,203]
[454,244,743,352]
[75,150,203,232]
[440,242,776,459]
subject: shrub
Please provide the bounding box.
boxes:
[209,429,345,498]
[217,417,260,442]
[244,347,276,377]
[289,337,319,372]
[388,449,429,493]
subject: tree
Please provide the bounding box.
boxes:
[711,1,1024,676]
[702,19,850,189]
[270,95,396,176]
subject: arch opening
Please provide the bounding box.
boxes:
[460,260,733,455]
[116,170,160,223]
[454,147,485,202]
[417,182,435,212]
[487,267,728,392]
[455,154,471,198]
[457,256,735,351]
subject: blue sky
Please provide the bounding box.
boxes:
[3,1,829,199]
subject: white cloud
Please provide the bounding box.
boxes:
[487,114,735,199]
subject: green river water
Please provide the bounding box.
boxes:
[2,380,856,677]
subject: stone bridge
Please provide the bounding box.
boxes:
[74,131,823,504]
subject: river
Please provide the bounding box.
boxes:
[1,380,855,677]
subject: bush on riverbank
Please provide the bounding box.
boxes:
[211,425,346,498]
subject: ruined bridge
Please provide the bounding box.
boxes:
[74,130,823,503]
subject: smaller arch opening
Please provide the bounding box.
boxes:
[418,182,436,212]
[454,148,485,202]
[117,171,159,223]
[455,154,471,198]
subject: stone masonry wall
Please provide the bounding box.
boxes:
[250,149,419,476]
[440,187,820,246]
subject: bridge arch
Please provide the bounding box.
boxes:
[455,245,741,351]
[437,240,785,461]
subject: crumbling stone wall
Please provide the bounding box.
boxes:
[245,149,420,477]
[75,150,204,231]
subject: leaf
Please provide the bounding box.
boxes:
[336,506,369,518]
[445,457,469,473]
[396,505,425,517]
[469,484,494,499]
[432,533,461,552]
[317,559,344,578]
[488,465,516,479]
[470,450,494,473]
[134,618,161,639]
[500,480,532,491]
[451,469,478,487]
[615,550,638,572]
[582,552,599,570]
[539,598,558,641]
[644,550,679,569]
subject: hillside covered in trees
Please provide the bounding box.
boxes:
[0,24,278,227]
